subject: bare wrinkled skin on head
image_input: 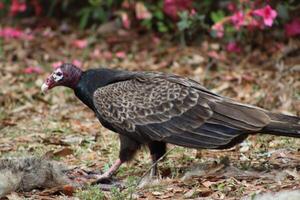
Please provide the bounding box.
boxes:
[41,63,82,93]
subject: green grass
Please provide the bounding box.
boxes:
[76,185,105,200]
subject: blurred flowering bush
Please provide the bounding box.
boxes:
[0,0,299,47]
[0,0,41,16]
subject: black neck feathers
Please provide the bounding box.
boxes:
[73,68,134,111]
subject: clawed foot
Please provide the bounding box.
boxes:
[91,173,114,184]
[88,174,124,191]
[73,159,124,190]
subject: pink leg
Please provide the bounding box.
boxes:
[93,135,140,186]
[94,159,123,183]
[102,159,122,177]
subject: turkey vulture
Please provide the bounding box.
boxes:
[41,63,300,182]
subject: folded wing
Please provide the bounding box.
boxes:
[93,72,271,149]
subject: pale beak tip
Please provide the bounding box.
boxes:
[41,83,49,94]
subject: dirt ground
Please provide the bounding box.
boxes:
[0,26,299,199]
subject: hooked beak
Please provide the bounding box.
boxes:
[41,83,49,94]
[41,75,55,94]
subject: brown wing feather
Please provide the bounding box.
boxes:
[93,72,271,148]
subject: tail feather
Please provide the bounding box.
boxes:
[262,113,300,138]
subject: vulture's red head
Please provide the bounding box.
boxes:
[41,63,82,93]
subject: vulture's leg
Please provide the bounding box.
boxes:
[94,135,140,184]
[148,141,166,177]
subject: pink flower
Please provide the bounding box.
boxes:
[24,66,43,74]
[103,51,113,60]
[227,2,237,12]
[72,39,88,49]
[72,60,82,67]
[10,0,26,16]
[135,2,152,20]
[189,9,196,16]
[212,23,224,38]
[0,27,33,40]
[91,48,101,58]
[152,36,161,45]
[121,12,131,29]
[207,51,225,61]
[285,18,300,37]
[231,11,244,30]
[163,0,193,20]
[115,51,126,59]
[51,61,63,69]
[0,2,4,9]
[0,27,21,38]
[253,5,277,27]
[122,0,131,9]
[226,42,241,53]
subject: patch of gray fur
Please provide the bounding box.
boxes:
[137,175,161,189]
[242,190,300,200]
[0,157,71,197]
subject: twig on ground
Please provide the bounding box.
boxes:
[136,146,177,187]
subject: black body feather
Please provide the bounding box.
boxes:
[72,67,300,162]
